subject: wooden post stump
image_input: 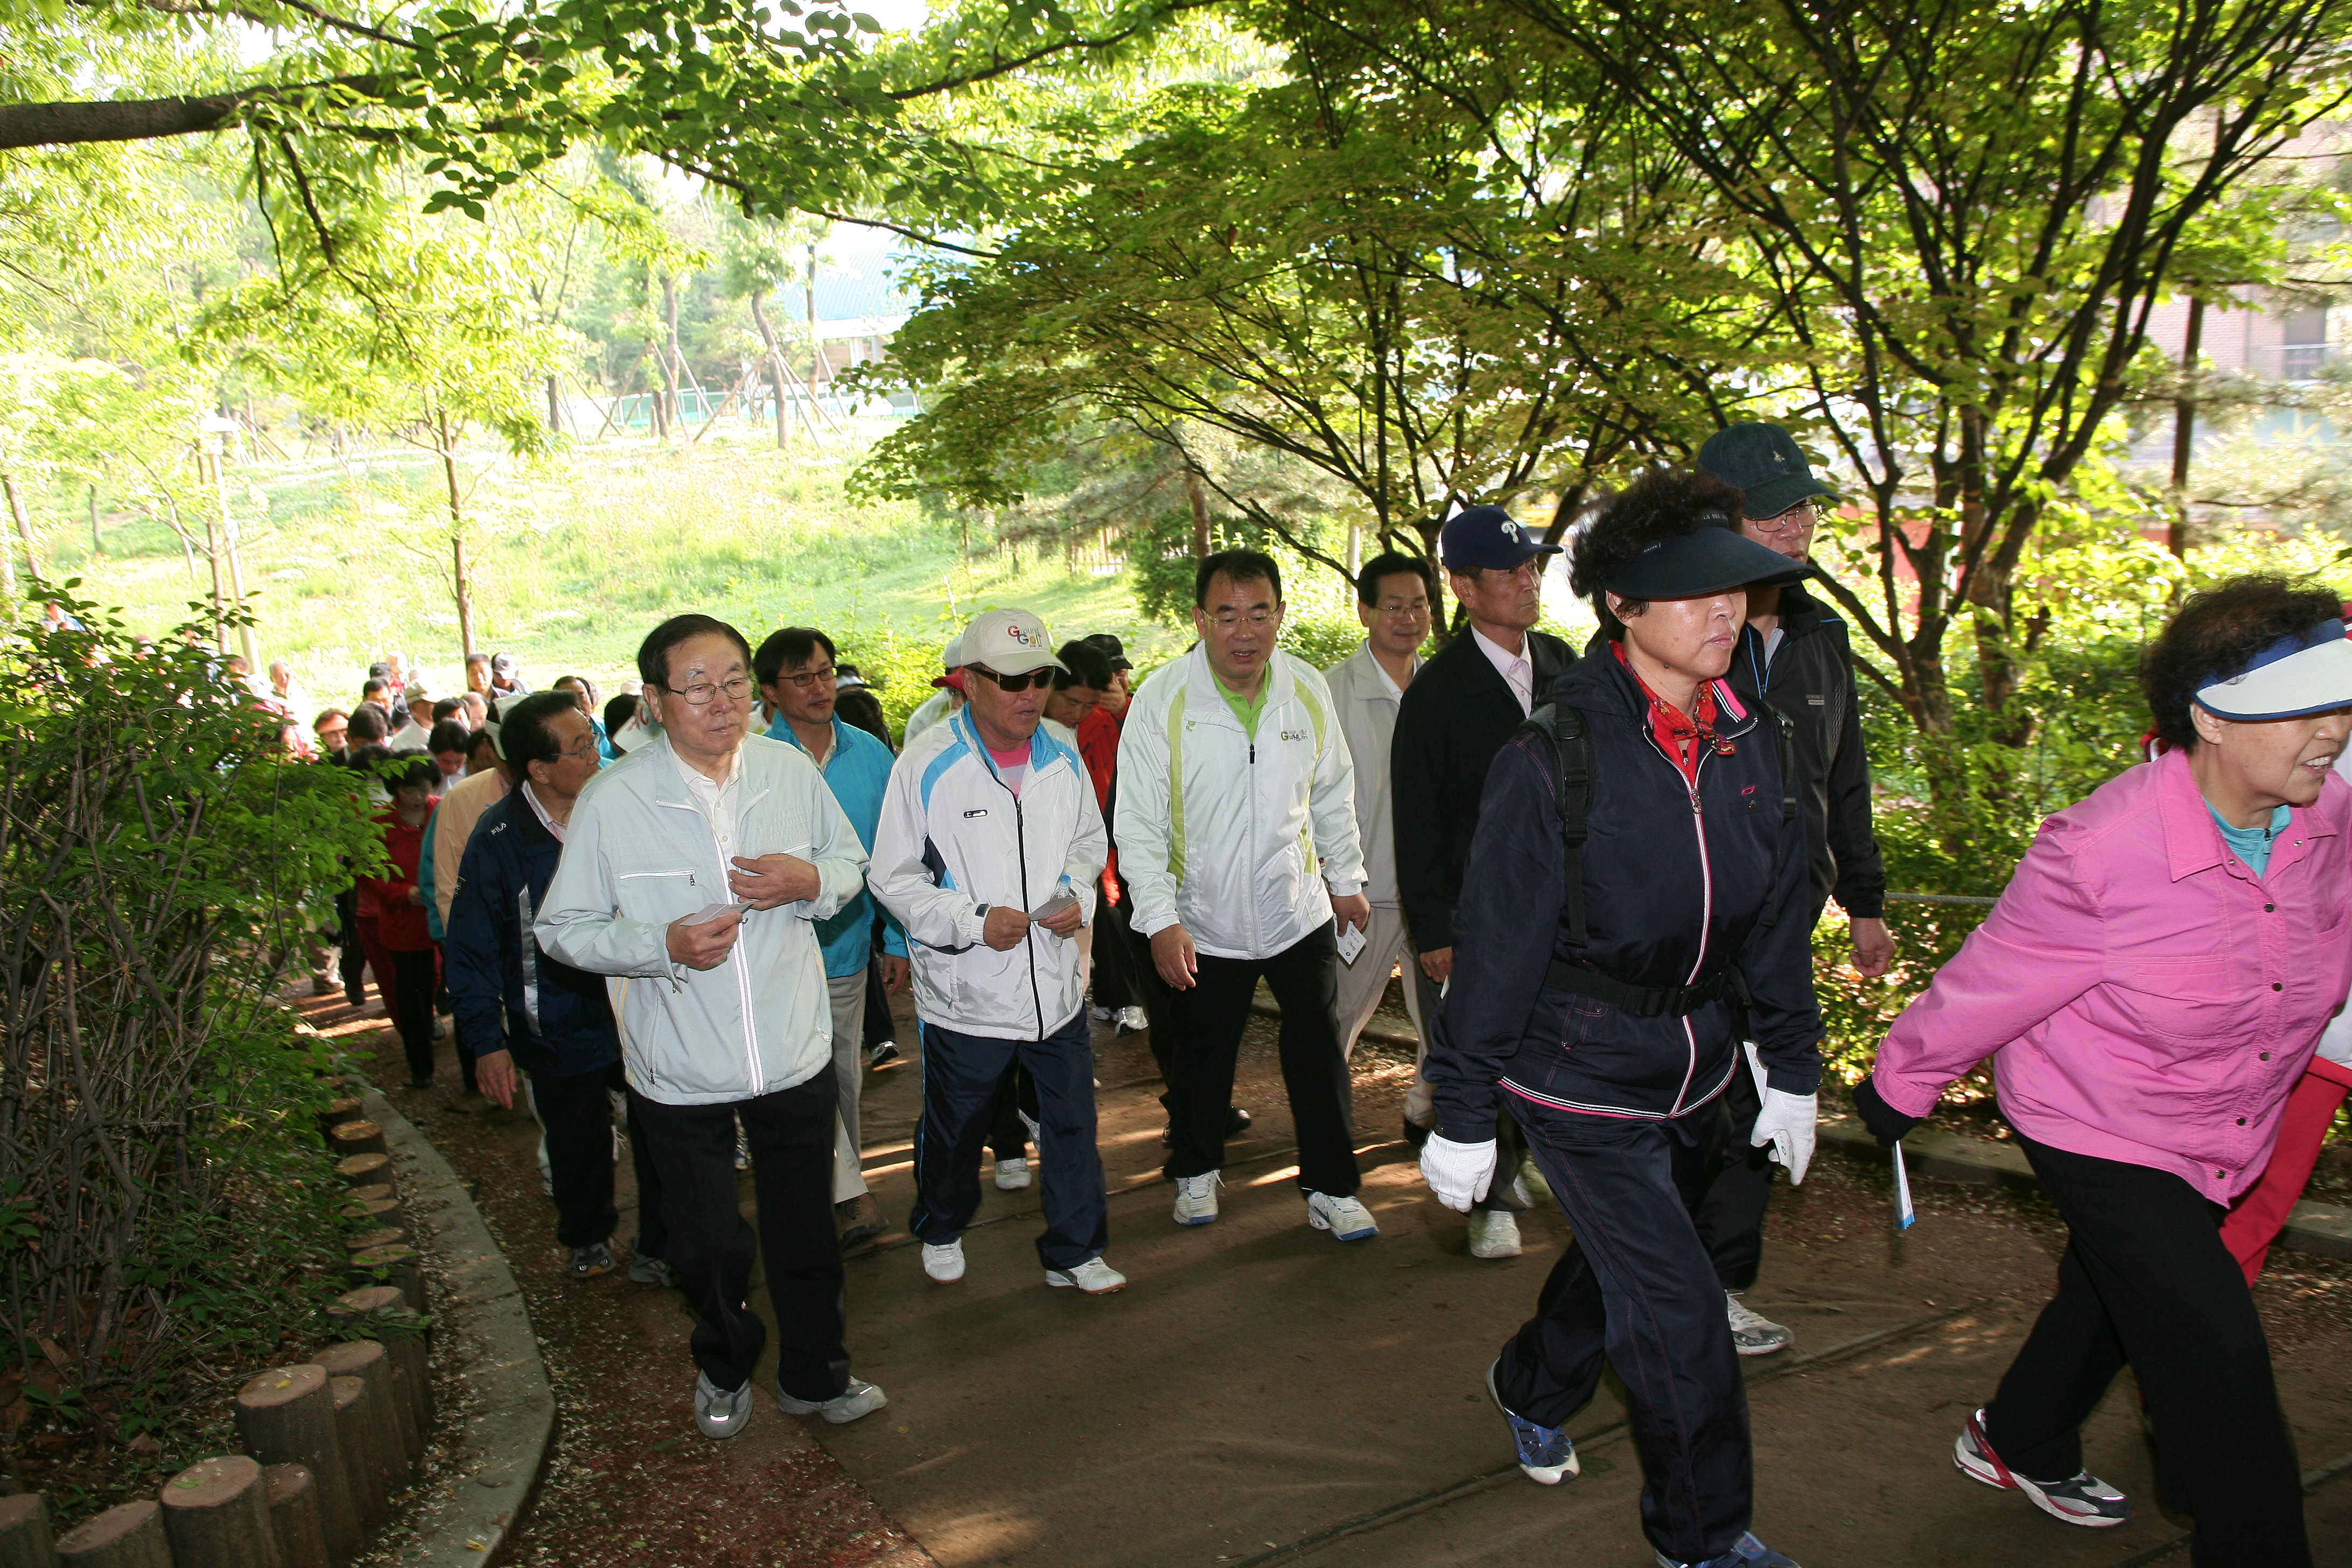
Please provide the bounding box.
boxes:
[262,1466,328,1568]
[54,1499,166,1567]
[332,1154,390,1189]
[325,1122,385,1161]
[342,1184,394,1207]
[313,1099,363,1144]
[232,1364,360,1565]
[339,1228,405,1257]
[0,1493,53,1567]
[324,1285,403,1330]
[344,1245,422,1312]
[324,1378,387,1534]
[338,1197,404,1231]
[159,1455,283,1568]
[312,1341,416,1475]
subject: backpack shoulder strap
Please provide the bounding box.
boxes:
[1755,708,1800,932]
[1525,701,1592,948]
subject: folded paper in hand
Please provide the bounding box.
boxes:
[688,902,748,926]
[1333,918,1368,964]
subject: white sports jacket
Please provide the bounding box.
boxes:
[1115,645,1366,962]
[534,733,867,1105]
[870,709,1109,1041]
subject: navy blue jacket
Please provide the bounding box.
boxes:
[1429,646,1823,1139]
[445,789,620,1077]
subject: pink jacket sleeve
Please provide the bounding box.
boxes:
[1870,822,2105,1118]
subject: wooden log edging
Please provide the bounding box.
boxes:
[349,1084,553,1567]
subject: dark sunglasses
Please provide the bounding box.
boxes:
[968,665,1055,692]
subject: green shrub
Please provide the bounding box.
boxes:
[0,586,378,1480]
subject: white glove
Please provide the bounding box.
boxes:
[1419,1133,1498,1213]
[1749,1088,1818,1186]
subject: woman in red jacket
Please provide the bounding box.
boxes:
[361,758,444,1087]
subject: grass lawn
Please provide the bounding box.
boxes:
[45,416,1600,728]
[48,421,1169,722]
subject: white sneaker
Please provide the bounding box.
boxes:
[776,1376,888,1425]
[1468,1208,1523,1259]
[733,1125,751,1172]
[1115,1006,1149,1034]
[1172,1172,1221,1226]
[694,1371,754,1439]
[921,1240,965,1282]
[1089,1005,1111,1021]
[1045,1257,1128,1294]
[1306,1191,1380,1241]
[1725,1292,1792,1355]
[995,1156,1031,1191]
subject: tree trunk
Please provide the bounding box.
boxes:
[88,485,100,554]
[436,412,475,659]
[1184,467,1211,559]
[805,243,824,415]
[3,471,38,591]
[662,275,685,431]
[214,445,256,670]
[747,291,790,451]
[544,372,562,436]
[2169,296,2207,560]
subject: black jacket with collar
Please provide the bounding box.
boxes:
[1721,581,1886,920]
[1426,647,1823,1137]
[445,789,621,1077]
[1390,625,1573,951]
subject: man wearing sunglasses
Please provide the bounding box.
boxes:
[1117,549,1376,1241]
[871,610,1121,1294]
[537,614,885,1440]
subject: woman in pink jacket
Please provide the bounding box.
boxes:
[1855,577,2352,1568]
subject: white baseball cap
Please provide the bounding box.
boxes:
[2196,618,2352,721]
[960,608,1064,676]
[941,633,965,670]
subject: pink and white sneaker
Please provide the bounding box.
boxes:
[1954,1408,2131,1527]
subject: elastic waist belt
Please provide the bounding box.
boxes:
[1543,960,1750,1018]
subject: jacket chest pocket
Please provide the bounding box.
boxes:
[2114,958,2248,1042]
[615,868,702,925]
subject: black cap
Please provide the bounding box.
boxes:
[1600,528,1812,600]
[1080,632,1132,671]
[1696,423,1836,522]
[1440,506,1561,572]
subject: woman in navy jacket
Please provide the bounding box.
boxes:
[1421,470,1823,1568]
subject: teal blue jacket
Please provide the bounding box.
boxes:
[766,713,909,976]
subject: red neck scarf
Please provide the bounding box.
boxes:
[1613,641,1731,787]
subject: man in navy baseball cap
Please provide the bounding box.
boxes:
[1440,505,1563,573]
[1696,423,1837,524]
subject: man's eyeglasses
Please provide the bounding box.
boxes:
[968,666,1055,692]
[1208,609,1276,629]
[1750,502,1818,535]
[558,738,601,762]
[780,664,837,690]
[662,676,753,707]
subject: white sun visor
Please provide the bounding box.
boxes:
[2194,618,2352,721]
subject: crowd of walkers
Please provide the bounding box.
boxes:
[276,423,2345,1568]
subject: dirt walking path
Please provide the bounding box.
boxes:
[310,988,2352,1567]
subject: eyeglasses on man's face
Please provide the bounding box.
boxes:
[663,676,754,708]
[780,664,837,690]
[556,737,601,762]
[1207,608,1276,629]
[1750,502,1818,535]
[969,665,1055,693]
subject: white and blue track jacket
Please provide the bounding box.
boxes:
[871,709,1109,1042]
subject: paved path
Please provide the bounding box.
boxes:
[331,990,2352,1567]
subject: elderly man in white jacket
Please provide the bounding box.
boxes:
[536,614,886,1442]
[1117,549,1377,1238]
[871,609,1122,1294]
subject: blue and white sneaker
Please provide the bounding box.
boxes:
[1486,1361,1577,1484]
[1653,1532,1802,1568]
[1954,1408,2131,1527]
[1304,1191,1379,1241]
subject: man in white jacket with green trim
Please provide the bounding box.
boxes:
[1117,549,1378,1238]
[536,614,886,1442]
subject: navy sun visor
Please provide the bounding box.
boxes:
[1599,527,1813,600]
[2195,618,2352,721]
